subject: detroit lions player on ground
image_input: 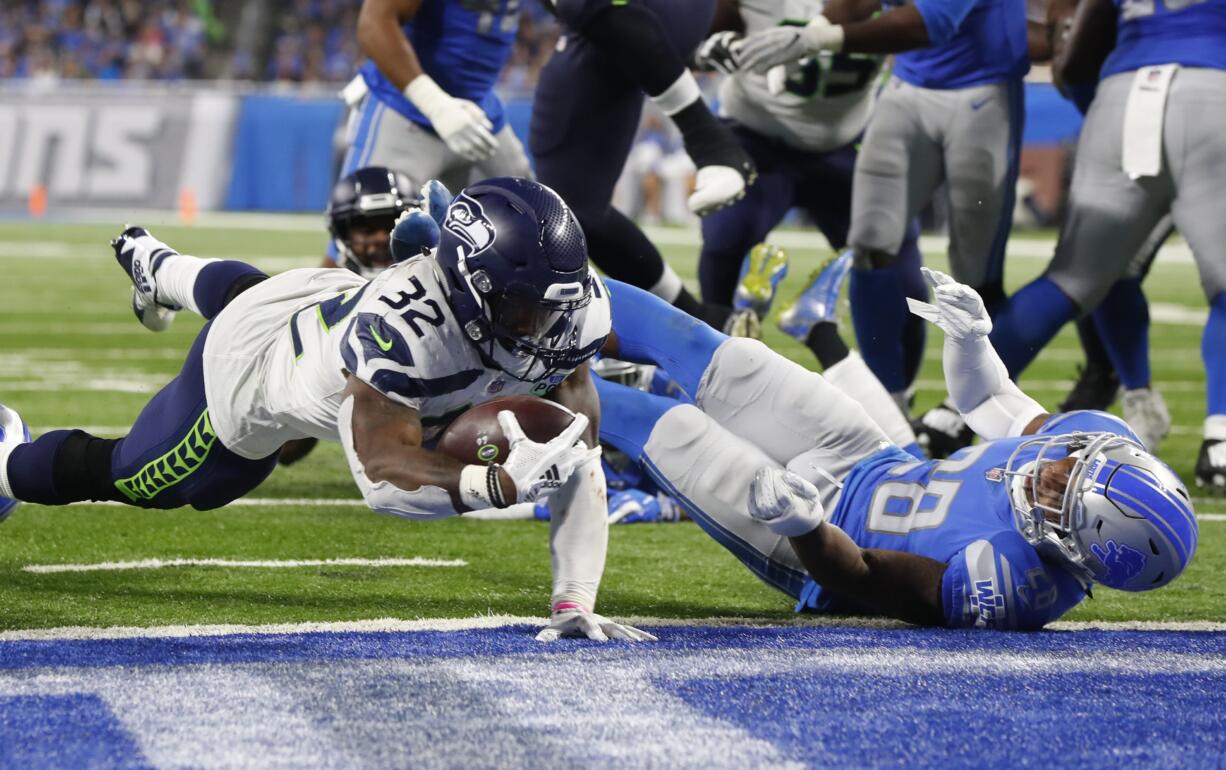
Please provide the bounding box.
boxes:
[0,178,652,643]
[531,0,758,332]
[737,0,1030,430]
[591,272,1196,628]
[691,0,926,418]
[986,0,1226,486]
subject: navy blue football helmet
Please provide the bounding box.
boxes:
[327,166,420,278]
[435,177,592,381]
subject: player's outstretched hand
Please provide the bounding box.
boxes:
[748,466,826,537]
[736,16,844,74]
[907,267,992,342]
[497,410,600,504]
[693,30,742,75]
[536,608,658,642]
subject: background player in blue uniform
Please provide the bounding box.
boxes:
[738,0,1030,437]
[531,0,758,332]
[986,0,1226,487]
[327,0,532,268]
[591,271,1197,628]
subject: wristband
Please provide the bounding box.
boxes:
[402,74,448,118]
[459,463,508,509]
[552,601,590,614]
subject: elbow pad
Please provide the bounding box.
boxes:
[338,395,459,521]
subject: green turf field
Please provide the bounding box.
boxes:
[0,219,1219,630]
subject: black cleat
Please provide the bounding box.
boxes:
[1195,439,1226,494]
[913,402,975,459]
[1058,363,1120,413]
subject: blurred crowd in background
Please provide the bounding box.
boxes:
[0,0,559,91]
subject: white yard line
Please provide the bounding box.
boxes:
[1,613,1224,642]
[64,497,368,508]
[21,556,466,574]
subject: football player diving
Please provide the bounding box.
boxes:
[591,273,1197,629]
[0,178,653,643]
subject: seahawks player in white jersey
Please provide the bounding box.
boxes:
[0,178,652,643]
[691,0,925,451]
[594,270,1197,628]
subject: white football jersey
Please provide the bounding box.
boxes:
[719,0,884,152]
[202,256,611,460]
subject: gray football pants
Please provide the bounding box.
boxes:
[1047,68,1226,308]
[849,76,1024,288]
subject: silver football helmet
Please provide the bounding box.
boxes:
[1004,431,1198,591]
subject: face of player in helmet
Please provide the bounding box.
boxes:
[345,218,395,273]
[1024,456,1077,519]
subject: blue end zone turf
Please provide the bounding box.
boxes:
[2,625,1224,768]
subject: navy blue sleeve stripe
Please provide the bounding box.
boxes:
[369,367,483,401]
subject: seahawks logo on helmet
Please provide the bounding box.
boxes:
[443,195,496,259]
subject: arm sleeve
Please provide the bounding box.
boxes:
[913,0,979,45]
[944,335,1047,440]
[941,533,1086,630]
[546,453,609,611]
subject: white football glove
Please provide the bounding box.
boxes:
[498,410,600,504]
[693,30,742,75]
[404,74,498,162]
[688,165,749,215]
[748,466,827,537]
[735,16,844,74]
[906,267,992,343]
[536,609,658,642]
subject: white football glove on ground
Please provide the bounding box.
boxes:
[498,411,600,504]
[536,608,658,642]
[748,466,827,537]
[736,16,844,74]
[404,74,498,161]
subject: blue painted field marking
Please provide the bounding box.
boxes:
[0,693,152,769]
[1,626,1224,769]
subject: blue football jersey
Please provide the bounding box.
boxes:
[359,0,519,133]
[1100,0,1226,79]
[796,410,1143,629]
[886,0,1030,89]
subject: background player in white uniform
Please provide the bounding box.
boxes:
[0,178,651,643]
[593,272,1197,628]
[735,0,1030,428]
[690,0,925,451]
[985,0,1226,488]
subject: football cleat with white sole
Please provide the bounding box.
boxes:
[776,250,852,341]
[1121,387,1171,452]
[112,225,182,332]
[0,404,32,523]
[1196,439,1226,494]
[913,401,975,459]
[733,243,789,318]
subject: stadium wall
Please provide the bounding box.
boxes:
[0,82,1081,215]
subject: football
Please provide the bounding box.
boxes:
[437,395,576,465]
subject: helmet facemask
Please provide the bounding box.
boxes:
[1003,431,1197,590]
[456,263,591,382]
